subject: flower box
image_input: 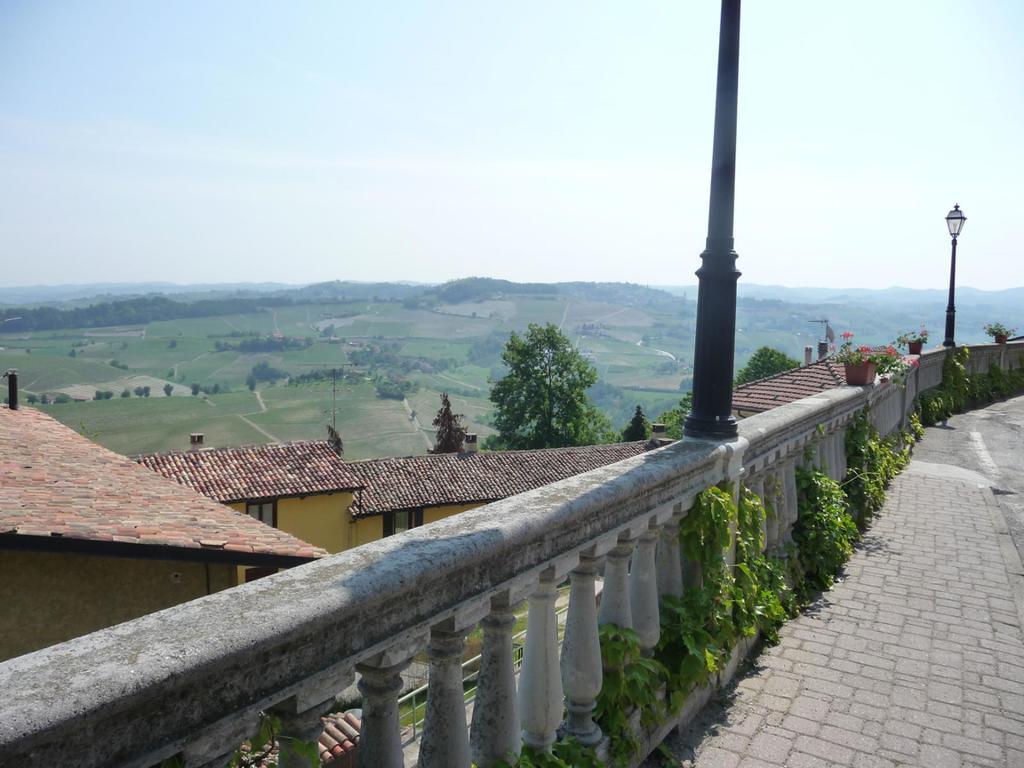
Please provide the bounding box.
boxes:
[844,361,877,386]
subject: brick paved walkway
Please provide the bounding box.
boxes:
[659,464,1024,768]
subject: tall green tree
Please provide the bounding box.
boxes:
[621,405,649,441]
[490,323,612,449]
[735,347,800,386]
[430,392,467,453]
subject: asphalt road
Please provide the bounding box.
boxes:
[911,392,1024,566]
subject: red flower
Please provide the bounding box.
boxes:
[841,331,854,339]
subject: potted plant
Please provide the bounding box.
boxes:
[895,327,929,355]
[983,322,1015,344]
[834,332,878,385]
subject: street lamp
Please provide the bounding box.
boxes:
[684,0,742,439]
[942,204,966,348]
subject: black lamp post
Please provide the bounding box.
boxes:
[942,204,966,348]
[684,0,742,439]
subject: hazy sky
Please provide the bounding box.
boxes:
[2,1,1021,290]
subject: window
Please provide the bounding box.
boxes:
[246,501,276,528]
[384,508,424,537]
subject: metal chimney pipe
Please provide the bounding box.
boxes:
[4,369,17,410]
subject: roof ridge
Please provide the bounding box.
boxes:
[344,440,650,467]
[134,439,331,460]
[734,358,834,390]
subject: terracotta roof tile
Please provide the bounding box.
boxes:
[136,442,363,503]
[732,359,845,414]
[347,441,655,517]
[0,406,325,563]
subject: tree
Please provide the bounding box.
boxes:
[656,392,693,439]
[163,383,174,397]
[191,383,200,396]
[489,323,612,449]
[26,394,38,404]
[142,385,151,398]
[430,392,466,453]
[621,405,649,441]
[735,347,800,386]
[121,388,131,398]
[133,386,145,397]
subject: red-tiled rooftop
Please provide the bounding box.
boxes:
[136,441,364,504]
[0,406,325,565]
[347,441,656,517]
[732,359,845,415]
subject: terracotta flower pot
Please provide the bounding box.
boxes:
[995,334,1007,344]
[844,361,877,386]
[908,341,923,355]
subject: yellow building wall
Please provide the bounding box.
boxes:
[277,493,353,555]
[423,502,484,525]
[348,515,384,549]
[0,550,235,662]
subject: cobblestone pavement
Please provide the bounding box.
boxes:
[657,456,1024,767]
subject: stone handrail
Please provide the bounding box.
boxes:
[1,342,1021,768]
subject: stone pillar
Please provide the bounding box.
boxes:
[471,602,520,768]
[783,458,799,543]
[656,506,686,600]
[560,555,603,746]
[749,474,767,552]
[629,522,661,655]
[419,626,471,768]
[835,428,847,480]
[275,704,330,768]
[518,569,563,753]
[357,656,412,768]
[598,534,635,629]
[764,469,782,551]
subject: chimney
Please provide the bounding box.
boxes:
[817,341,829,361]
[190,433,204,451]
[463,433,478,454]
[4,369,17,410]
[804,346,813,366]
[651,422,667,437]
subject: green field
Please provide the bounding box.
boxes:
[3,292,727,457]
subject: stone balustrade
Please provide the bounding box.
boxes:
[1,343,1022,768]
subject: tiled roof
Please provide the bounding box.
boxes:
[732,359,845,415]
[0,406,325,564]
[319,711,361,766]
[347,441,655,517]
[136,442,364,503]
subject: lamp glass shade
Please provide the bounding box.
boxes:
[946,205,966,237]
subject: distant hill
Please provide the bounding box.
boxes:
[661,283,1024,309]
[0,282,299,307]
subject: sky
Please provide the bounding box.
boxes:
[1,1,1022,290]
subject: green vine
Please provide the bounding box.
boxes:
[793,468,859,594]
[493,737,601,768]
[594,625,669,766]
[842,408,911,528]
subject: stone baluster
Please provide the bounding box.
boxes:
[598,533,636,629]
[828,432,841,481]
[274,701,333,768]
[781,458,799,546]
[357,651,416,768]
[835,427,847,479]
[519,568,564,753]
[629,520,661,655]
[749,473,767,552]
[471,599,521,768]
[656,504,687,600]
[560,554,603,746]
[419,623,472,768]
[764,469,782,551]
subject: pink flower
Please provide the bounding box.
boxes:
[841,331,854,340]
